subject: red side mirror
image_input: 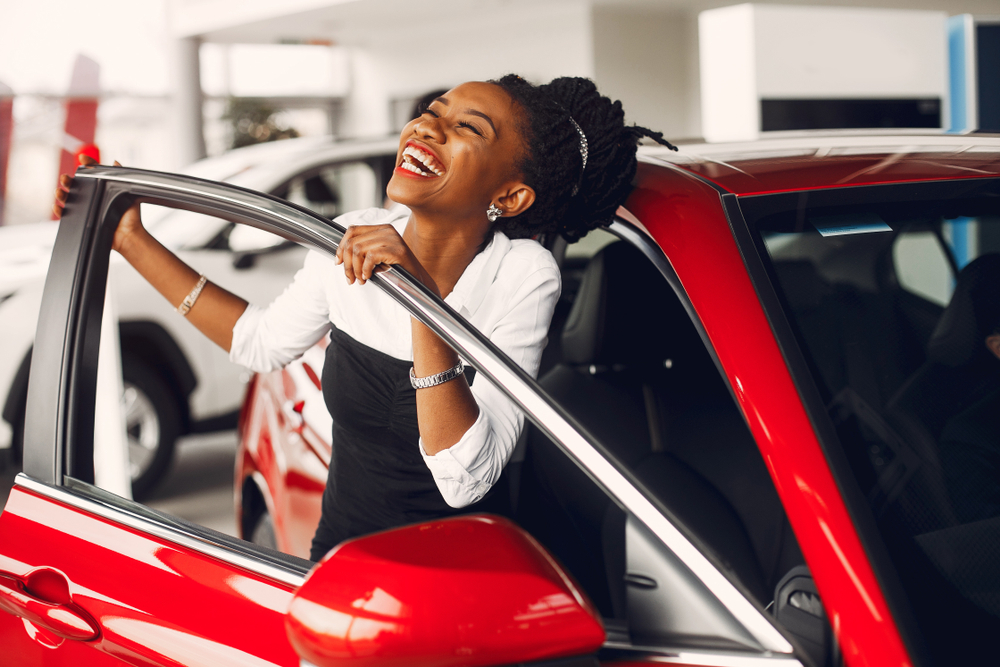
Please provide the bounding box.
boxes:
[285,515,605,667]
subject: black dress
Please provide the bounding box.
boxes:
[310,324,506,561]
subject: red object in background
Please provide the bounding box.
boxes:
[54,55,100,220]
[0,83,13,226]
[74,144,100,165]
[286,515,606,667]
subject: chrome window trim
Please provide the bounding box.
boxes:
[622,647,804,667]
[53,168,790,654]
[13,473,309,587]
[75,168,348,256]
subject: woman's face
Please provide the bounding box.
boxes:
[386,81,528,221]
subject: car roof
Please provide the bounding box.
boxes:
[640,132,1000,196]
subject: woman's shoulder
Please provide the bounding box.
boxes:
[334,205,409,230]
[500,236,559,277]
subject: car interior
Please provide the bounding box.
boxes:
[757,205,1000,663]
[508,228,813,652]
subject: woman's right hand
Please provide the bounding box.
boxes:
[53,155,143,256]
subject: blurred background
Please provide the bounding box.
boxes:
[1,0,998,530]
[2,0,998,227]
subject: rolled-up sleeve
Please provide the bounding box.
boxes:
[420,262,561,507]
[229,250,334,373]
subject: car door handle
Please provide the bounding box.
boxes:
[0,572,100,642]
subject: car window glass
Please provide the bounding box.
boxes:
[748,187,1000,664]
[227,225,286,253]
[565,227,618,260]
[893,230,953,306]
[145,160,382,253]
[282,162,379,219]
[145,206,230,250]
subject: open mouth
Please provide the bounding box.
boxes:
[400,144,445,177]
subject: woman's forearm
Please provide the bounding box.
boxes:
[411,318,480,455]
[118,228,249,353]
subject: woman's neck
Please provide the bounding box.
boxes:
[402,211,490,298]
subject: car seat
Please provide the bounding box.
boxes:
[884,253,1000,531]
[519,241,803,619]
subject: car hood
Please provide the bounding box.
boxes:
[0,220,58,295]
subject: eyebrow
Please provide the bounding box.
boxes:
[432,96,498,137]
[466,109,498,137]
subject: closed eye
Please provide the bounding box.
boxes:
[458,121,483,136]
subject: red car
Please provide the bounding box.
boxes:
[2,134,999,667]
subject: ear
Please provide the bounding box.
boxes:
[494,181,536,219]
[986,333,1000,361]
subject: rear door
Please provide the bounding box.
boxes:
[0,167,329,665]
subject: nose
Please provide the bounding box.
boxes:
[412,113,445,143]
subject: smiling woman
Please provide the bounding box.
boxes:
[53,75,675,562]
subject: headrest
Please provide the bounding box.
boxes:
[927,253,1000,367]
[561,241,704,371]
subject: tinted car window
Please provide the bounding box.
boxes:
[744,180,1000,663]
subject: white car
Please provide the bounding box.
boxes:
[0,135,399,496]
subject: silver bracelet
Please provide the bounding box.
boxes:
[409,361,465,389]
[177,274,208,316]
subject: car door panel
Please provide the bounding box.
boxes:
[0,480,301,666]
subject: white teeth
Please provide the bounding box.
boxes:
[400,161,429,176]
[402,146,444,176]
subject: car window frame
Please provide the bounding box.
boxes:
[20,165,796,659]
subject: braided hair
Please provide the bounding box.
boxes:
[490,74,675,242]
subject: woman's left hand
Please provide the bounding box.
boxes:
[335,224,432,290]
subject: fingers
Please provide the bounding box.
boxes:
[350,240,369,285]
[336,226,400,285]
[336,225,375,263]
[54,156,118,219]
[361,253,382,282]
[53,175,73,217]
[113,160,122,167]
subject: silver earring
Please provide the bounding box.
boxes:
[486,203,503,223]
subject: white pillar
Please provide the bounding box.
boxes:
[339,48,390,139]
[94,271,132,500]
[171,36,207,167]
